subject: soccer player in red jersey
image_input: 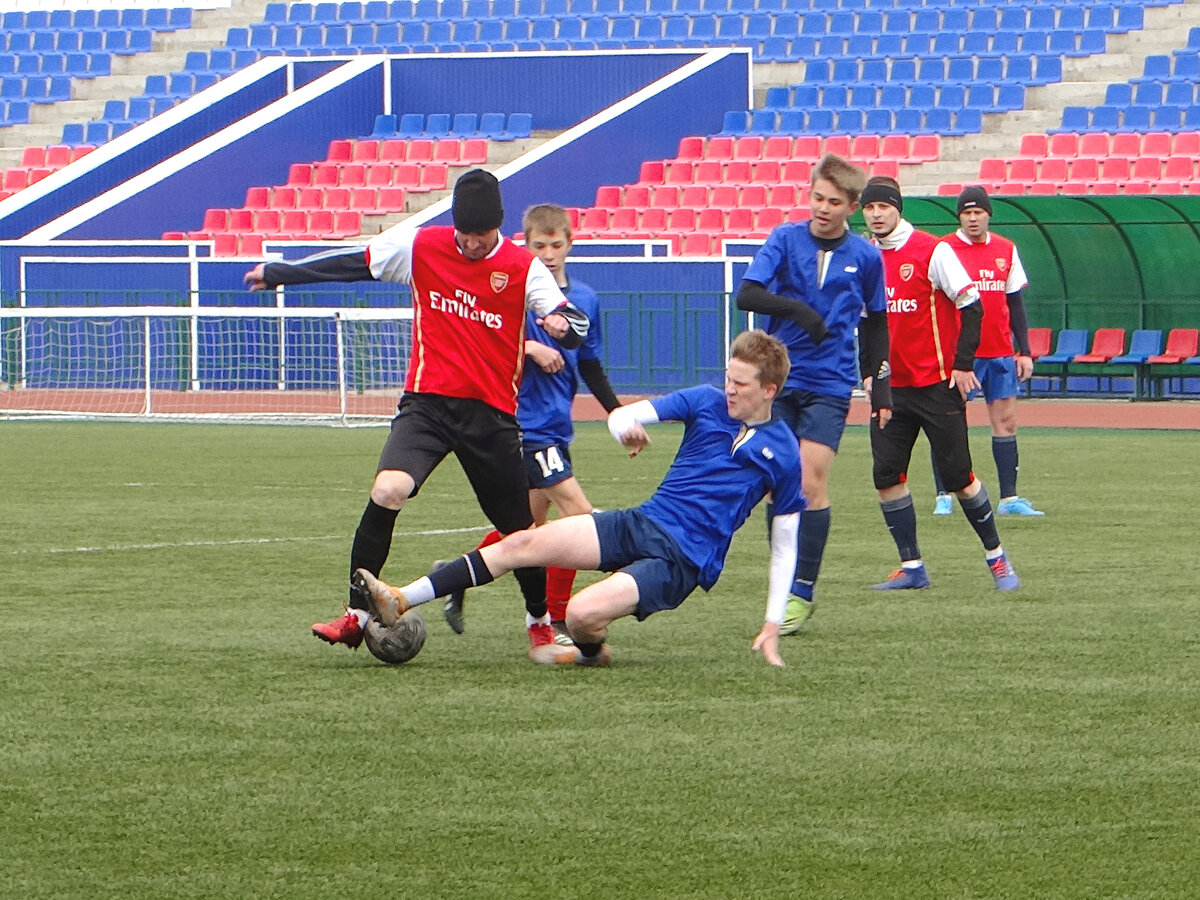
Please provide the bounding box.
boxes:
[442,203,623,645]
[859,177,1020,592]
[243,170,590,656]
[931,186,1043,517]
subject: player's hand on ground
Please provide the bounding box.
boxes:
[751,622,785,668]
[617,422,650,458]
[949,369,980,399]
[526,340,564,373]
[1015,355,1034,382]
[244,264,268,291]
[537,312,569,340]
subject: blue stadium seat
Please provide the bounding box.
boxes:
[947,58,974,82]
[917,58,945,83]
[954,107,982,135]
[370,113,397,137]
[451,112,478,137]
[288,3,313,23]
[822,85,848,107]
[1058,6,1085,30]
[836,109,864,132]
[997,84,1024,111]
[85,120,111,143]
[1116,4,1144,32]
[806,109,834,133]
[1079,31,1107,56]
[503,112,532,140]
[861,60,887,83]
[1048,31,1077,56]
[749,109,777,134]
[1133,81,1163,105]
[1166,81,1196,105]
[776,109,804,132]
[964,85,991,109]
[1091,106,1120,131]
[889,59,916,83]
[1035,55,1063,84]
[478,112,506,139]
[908,84,935,110]
[999,7,1026,30]
[893,108,923,133]
[977,58,1005,83]
[1154,106,1184,130]
[1121,106,1151,132]
[169,8,192,29]
[61,121,86,145]
[423,113,451,137]
[397,112,424,137]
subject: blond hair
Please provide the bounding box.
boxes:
[730,329,790,393]
[522,203,573,240]
[812,154,868,205]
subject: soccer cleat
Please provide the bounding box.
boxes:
[988,553,1020,591]
[529,642,612,667]
[779,597,815,636]
[311,609,363,649]
[528,621,556,653]
[551,620,574,646]
[431,561,466,635]
[997,496,1045,517]
[871,565,931,590]
[933,493,954,516]
[351,568,409,627]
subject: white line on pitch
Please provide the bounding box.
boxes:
[4,526,489,557]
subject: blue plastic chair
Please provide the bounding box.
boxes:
[370,113,397,138]
[1037,329,1089,394]
[397,112,424,138]
[502,112,532,140]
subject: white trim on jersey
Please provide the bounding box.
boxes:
[929,241,980,308]
[366,225,417,284]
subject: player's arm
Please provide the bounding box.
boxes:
[245,248,373,290]
[858,309,892,418]
[751,509,800,668]
[1006,289,1035,380]
[736,280,829,345]
[607,399,657,457]
[526,258,588,349]
[579,357,622,413]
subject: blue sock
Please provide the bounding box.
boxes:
[959,484,1002,552]
[880,495,921,562]
[993,435,1019,498]
[930,445,947,494]
[792,506,831,599]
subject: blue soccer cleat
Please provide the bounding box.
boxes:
[997,496,1045,516]
[988,553,1020,591]
[871,565,931,590]
[933,493,954,516]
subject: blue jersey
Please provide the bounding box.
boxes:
[517,277,603,447]
[640,385,804,591]
[741,222,886,398]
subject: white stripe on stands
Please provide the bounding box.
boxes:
[5,526,488,557]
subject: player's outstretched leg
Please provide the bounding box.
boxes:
[529,642,612,667]
[430,560,467,635]
[352,568,410,627]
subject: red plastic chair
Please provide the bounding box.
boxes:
[286,163,313,186]
[676,135,704,159]
[1163,157,1195,181]
[366,164,394,187]
[46,145,72,167]
[909,135,939,161]
[695,208,725,233]
[1039,158,1068,183]
[379,140,407,162]
[734,136,763,160]
[295,187,324,209]
[767,184,795,207]
[705,136,734,159]
[434,139,462,163]
[1110,133,1139,157]
[762,135,792,160]
[376,186,407,212]
[324,187,351,209]
[349,187,379,212]
[352,139,380,162]
[1018,134,1048,157]
[724,160,752,185]
[1028,327,1052,359]
[740,184,767,208]
[326,139,353,162]
[1074,328,1126,363]
[793,135,820,158]
[638,160,665,184]
[272,187,298,208]
[650,186,680,209]
[1008,158,1037,184]
[407,139,434,162]
[20,146,46,166]
[680,184,710,208]
[692,160,723,183]
[609,207,639,235]
[255,209,281,232]
[244,186,270,209]
[680,232,712,255]
[461,138,487,164]
[823,135,851,157]
[879,134,910,160]
[1076,133,1109,158]
[665,161,693,185]
[1048,133,1080,157]
[1098,158,1130,183]
[624,185,650,206]
[850,134,879,160]
[1147,328,1199,363]
[979,158,1008,182]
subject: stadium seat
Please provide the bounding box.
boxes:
[1073,329,1126,364]
[1035,328,1089,393]
[1147,328,1200,364]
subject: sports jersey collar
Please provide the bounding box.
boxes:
[874,218,914,251]
[955,229,992,246]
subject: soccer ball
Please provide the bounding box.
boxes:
[363,611,427,665]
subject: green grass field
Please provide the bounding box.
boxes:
[2,419,1196,899]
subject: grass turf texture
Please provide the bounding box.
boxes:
[1,420,1196,899]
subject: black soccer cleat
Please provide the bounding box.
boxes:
[431,559,466,635]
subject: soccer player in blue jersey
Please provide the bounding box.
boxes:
[442,204,622,643]
[736,153,891,635]
[355,330,806,668]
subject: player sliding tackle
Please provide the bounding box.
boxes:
[355,330,805,668]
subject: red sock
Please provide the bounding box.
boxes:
[477,529,503,550]
[545,566,576,622]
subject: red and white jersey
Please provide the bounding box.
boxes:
[366,225,566,414]
[873,221,977,389]
[944,230,1029,359]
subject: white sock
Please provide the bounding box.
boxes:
[525,612,551,628]
[398,576,436,606]
[901,559,924,570]
[349,608,369,628]
[985,547,1004,562]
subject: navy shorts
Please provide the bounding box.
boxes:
[523,440,575,490]
[591,508,701,621]
[774,389,852,451]
[971,356,1020,403]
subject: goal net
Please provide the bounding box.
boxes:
[0,305,413,424]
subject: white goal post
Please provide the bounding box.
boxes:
[0,305,414,424]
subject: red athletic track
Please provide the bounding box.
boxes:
[2,390,1197,429]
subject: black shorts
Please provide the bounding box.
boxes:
[378,392,534,534]
[871,383,974,492]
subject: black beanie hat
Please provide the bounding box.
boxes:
[957,185,993,216]
[452,169,504,233]
[860,180,903,213]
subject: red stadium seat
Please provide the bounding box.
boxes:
[762,135,792,160]
[286,163,312,185]
[352,139,380,162]
[281,210,309,236]
[228,208,254,232]
[667,208,695,231]
[391,164,421,189]
[1123,181,1151,195]
[308,209,335,237]
[680,184,709,208]
[20,146,46,167]
[823,135,851,157]
[580,208,608,232]
[595,185,622,208]
[1173,132,1200,155]
[680,232,712,255]
[1097,158,1130,182]
[850,134,879,160]
[624,184,650,206]
[213,233,239,256]
[996,182,1027,195]
[979,158,1007,182]
[1039,158,1068,182]
[639,207,667,233]
[1110,133,1139,157]
[726,207,753,234]
[755,207,784,233]
[1141,132,1171,158]
[407,139,434,162]
[878,135,910,160]
[693,160,723,183]
[296,187,324,209]
[677,135,704,159]
[1048,133,1080,157]
[329,211,361,238]
[609,207,639,235]
[666,161,693,185]
[1067,158,1098,182]
[366,164,394,187]
[752,160,780,183]
[1074,328,1125,364]
[379,139,408,162]
[349,187,379,212]
[793,136,820,158]
[255,209,281,232]
[781,160,812,183]
[461,138,487,164]
[724,160,752,185]
[199,208,228,232]
[651,185,680,208]
[1027,183,1058,195]
[1147,328,1199,364]
[734,135,763,159]
[638,160,665,184]
[1018,134,1048,157]
[2,169,29,191]
[1163,156,1195,181]
[1028,327,1052,359]
[272,187,298,208]
[909,135,939,161]
[312,164,339,186]
[766,184,795,207]
[739,184,768,208]
[240,233,265,256]
[434,139,462,163]
[696,208,725,233]
[419,163,448,190]
[326,139,353,162]
[1131,157,1161,181]
[324,187,351,209]
[1008,158,1037,184]
[376,186,407,212]
[244,186,270,209]
[705,136,734,159]
[45,145,73,167]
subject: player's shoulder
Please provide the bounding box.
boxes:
[566,278,600,310]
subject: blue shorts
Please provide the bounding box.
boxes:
[523,441,574,489]
[591,508,701,621]
[971,356,1019,403]
[774,389,852,451]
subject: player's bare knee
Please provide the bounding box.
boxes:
[370,470,414,509]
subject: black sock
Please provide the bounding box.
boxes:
[576,641,605,659]
[429,550,495,596]
[960,484,1001,552]
[514,566,548,619]
[349,500,399,607]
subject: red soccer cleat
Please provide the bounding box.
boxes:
[528,621,556,652]
[312,610,363,649]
